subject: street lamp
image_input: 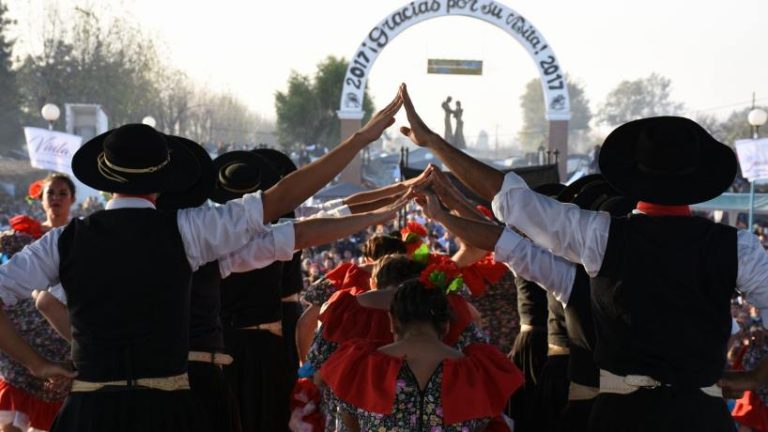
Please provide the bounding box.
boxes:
[746,105,767,229]
[41,103,60,131]
[142,116,157,128]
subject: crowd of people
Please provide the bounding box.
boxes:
[0,83,766,432]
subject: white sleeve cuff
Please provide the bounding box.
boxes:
[243,190,265,232]
[272,222,297,261]
[321,198,345,211]
[491,172,528,221]
[493,228,524,262]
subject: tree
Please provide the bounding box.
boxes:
[0,0,21,155]
[596,73,684,127]
[517,77,592,153]
[275,56,375,152]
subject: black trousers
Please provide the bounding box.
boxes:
[507,328,548,432]
[559,398,594,432]
[188,361,242,432]
[222,328,293,432]
[51,388,202,432]
[588,388,733,432]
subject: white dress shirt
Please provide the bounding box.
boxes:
[491,171,768,324]
[494,227,576,305]
[0,193,269,306]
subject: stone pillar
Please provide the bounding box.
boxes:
[338,111,364,185]
[548,119,569,181]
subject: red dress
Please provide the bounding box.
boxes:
[320,339,523,431]
[302,263,371,307]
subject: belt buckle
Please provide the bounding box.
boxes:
[624,374,660,388]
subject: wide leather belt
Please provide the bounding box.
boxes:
[71,373,190,392]
[548,344,570,356]
[188,351,234,366]
[240,320,283,337]
[599,369,722,398]
[568,381,600,401]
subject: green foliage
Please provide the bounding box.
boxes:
[13,7,268,146]
[517,77,592,153]
[275,56,375,152]
[0,0,21,155]
[596,73,684,127]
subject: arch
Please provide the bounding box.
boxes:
[336,0,571,182]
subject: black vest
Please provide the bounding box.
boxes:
[58,209,191,382]
[591,215,737,388]
[190,261,224,351]
[281,252,303,297]
[515,276,548,327]
[548,292,569,349]
[220,261,284,328]
[564,266,599,387]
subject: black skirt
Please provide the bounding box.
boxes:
[50,388,202,432]
[588,388,733,432]
[507,327,548,432]
[188,361,242,432]
[281,301,303,374]
[222,328,294,432]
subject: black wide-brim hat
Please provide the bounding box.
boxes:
[210,151,280,204]
[599,116,737,205]
[556,174,604,203]
[72,124,200,194]
[253,148,298,177]
[533,182,566,198]
[156,137,215,210]
[571,180,619,211]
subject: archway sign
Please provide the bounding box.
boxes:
[337,0,571,183]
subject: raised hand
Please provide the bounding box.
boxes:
[415,190,446,221]
[372,193,411,224]
[357,90,403,143]
[403,165,435,189]
[399,83,438,147]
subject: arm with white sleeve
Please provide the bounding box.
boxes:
[491,172,611,276]
[733,230,768,328]
[419,192,576,304]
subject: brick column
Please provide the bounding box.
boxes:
[548,120,569,181]
[338,112,364,185]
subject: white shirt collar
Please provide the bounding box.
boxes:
[105,197,156,210]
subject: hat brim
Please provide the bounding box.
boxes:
[599,117,737,205]
[253,149,297,176]
[72,130,200,195]
[570,181,619,210]
[556,174,604,203]
[210,151,281,204]
[533,183,566,198]
[156,138,215,210]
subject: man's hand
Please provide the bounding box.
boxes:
[403,165,435,189]
[415,191,447,221]
[399,83,439,147]
[357,90,403,143]
[371,193,411,225]
[30,360,76,394]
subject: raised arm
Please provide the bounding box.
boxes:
[399,84,503,201]
[262,91,403,222]
[419,192,575,304]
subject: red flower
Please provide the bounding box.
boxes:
[401,221,427,243]
[27,179,44,201]
[9,215,43,239]
[419,256,463,293]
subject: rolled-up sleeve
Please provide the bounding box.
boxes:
[735,230,768,327]
[494,227,576,305]
[178,191,267,271]
[218,222,296,278]
[491,172,611,276]
[0,229,62,306]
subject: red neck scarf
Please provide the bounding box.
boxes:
[635,201,691,217]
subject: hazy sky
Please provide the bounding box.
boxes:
[7,0,768,149]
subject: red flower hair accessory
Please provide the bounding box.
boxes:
[401,221,427,244]
[419,255,464,294]
[9,215,43,239]
[26,179,44,203]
